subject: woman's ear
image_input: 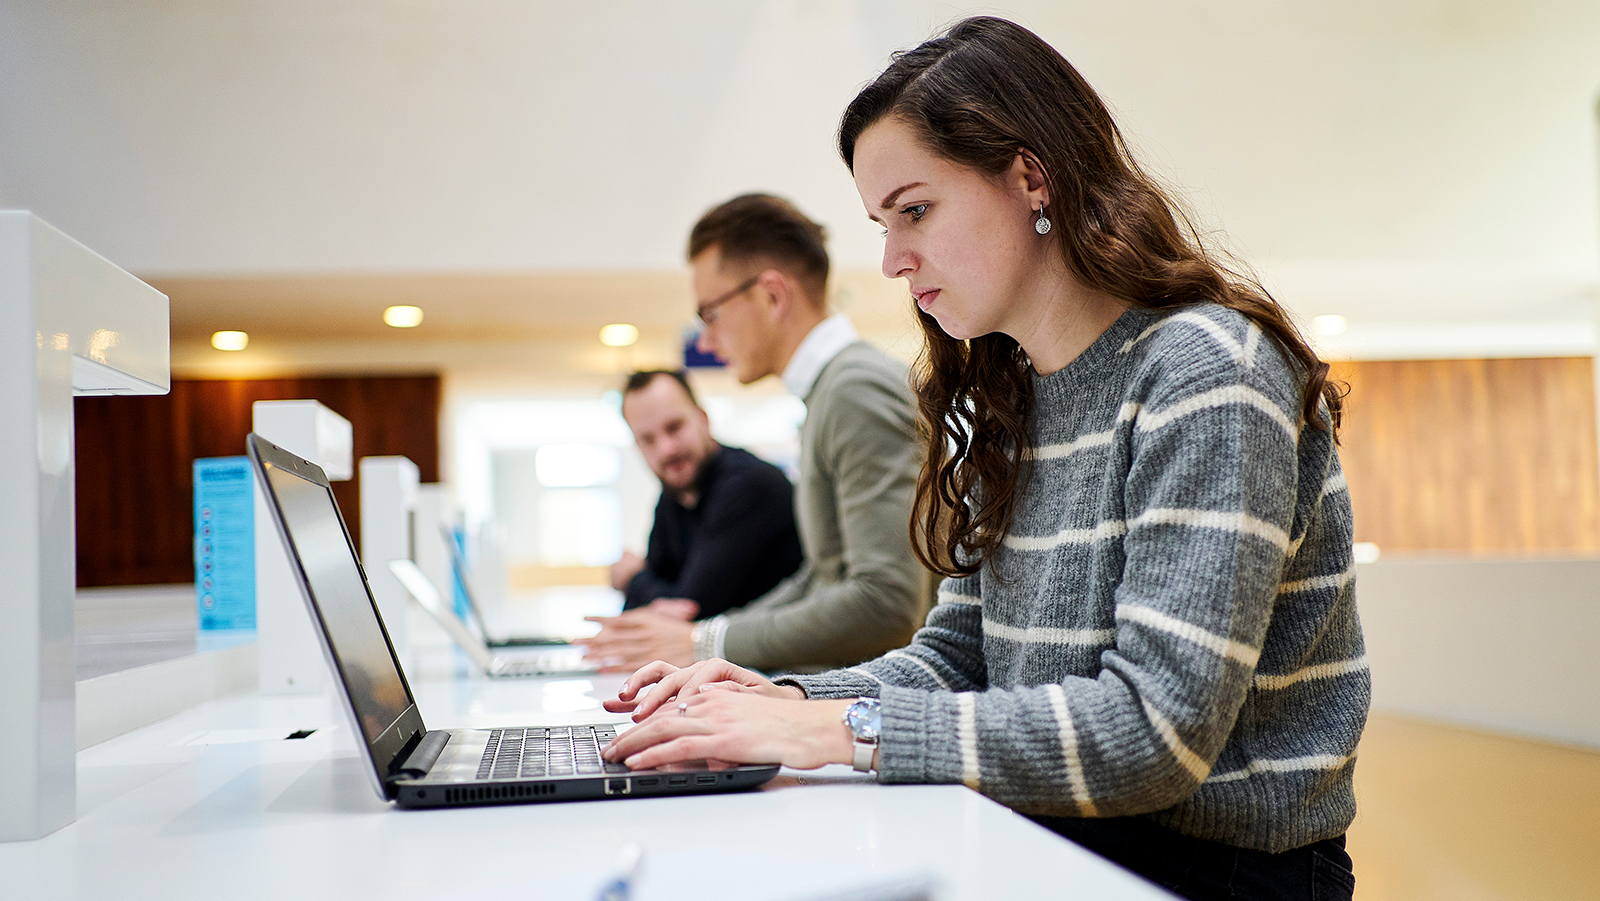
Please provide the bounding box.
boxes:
[1015,148,1051,209]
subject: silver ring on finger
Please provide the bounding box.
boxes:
[678,701,689,717]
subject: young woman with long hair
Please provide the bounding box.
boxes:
[602,17,1367,900]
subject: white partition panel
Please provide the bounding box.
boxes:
[0,211,169,842]
[253,401,352,695]
[359,456,419,656]
[1360,556,1600,749]
[414,483,457,618]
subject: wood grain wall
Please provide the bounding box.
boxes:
[74,374,441,587]
[1330,357,1600,554]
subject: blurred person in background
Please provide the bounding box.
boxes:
[606,368,803,623]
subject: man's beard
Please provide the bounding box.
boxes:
[663,445,718,503]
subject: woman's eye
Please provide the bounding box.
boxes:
[881,205,928,237]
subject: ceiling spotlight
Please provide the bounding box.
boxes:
[599,323,639,347]
[211,330,249,351]
[1312,314,1348,337]
[384,305,424,328]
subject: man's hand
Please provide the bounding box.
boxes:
[647,597,699,620]
[575,609,695,672]
[609,551,646,591]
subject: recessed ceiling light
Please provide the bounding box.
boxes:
[384,305,424,328]
[599,323,639,347]
[211,330,249,351]
[1312,314,1348,337]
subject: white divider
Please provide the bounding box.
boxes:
[253,401,352,695]
[359,456,419,656]
[1360,556,1600,749]
[0,211,169,842]
[414,483,458,616]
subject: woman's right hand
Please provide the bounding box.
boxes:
[601,658,803,721]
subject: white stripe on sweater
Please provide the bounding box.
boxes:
[1003,508,1289,553]
[1142,700,1211,783]
[957,693,981,790]
[937,590,981,607]
[983,619,1116,647]
[841,666,884,686]
[1120,310,1247,363]
[1003,519,1128,551]
[1027,403,1139,460]
[1243,324,1262,368]
[1205,752,1354,784]
[1131,508,1291,552]
[1253,656,1368,692]
[1286,532,1308,558]
[1118,605,1261,668]
[883,649,952,690]
[1133,384,1297,441]
[1026,428,1116,461]
[1044,684,1099,817]
[1279,564,1355,595]
[1321,470,1348,499]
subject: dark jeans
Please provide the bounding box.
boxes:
[1031,814,1355,901]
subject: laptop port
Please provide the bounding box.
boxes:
[603,778,631,796]
[667,775,689,786]
[635,777,660,788]
[694,774,716,786]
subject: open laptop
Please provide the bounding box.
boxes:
[388,558,594,678]
[247,433,779,808]
[438,524,572,648]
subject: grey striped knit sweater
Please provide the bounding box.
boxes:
[781,304,1369,854]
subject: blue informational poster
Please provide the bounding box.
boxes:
[194,456,256,631]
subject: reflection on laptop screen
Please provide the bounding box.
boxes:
[263,458,412,743]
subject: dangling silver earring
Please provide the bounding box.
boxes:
[1034,205,1052,235]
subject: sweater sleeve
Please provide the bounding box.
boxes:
[720,365,925,669]
[862,341,1304,817]
[780,573,988,698]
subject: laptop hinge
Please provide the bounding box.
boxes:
[393,730,450,780]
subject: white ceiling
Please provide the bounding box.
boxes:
[4,0,1599,363]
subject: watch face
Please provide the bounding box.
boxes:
[845,698,881,742]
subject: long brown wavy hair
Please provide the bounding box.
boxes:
[839,16,1344,579]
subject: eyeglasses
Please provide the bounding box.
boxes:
[695,274,761,327]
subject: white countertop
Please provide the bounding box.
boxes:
[6,616,1174,900]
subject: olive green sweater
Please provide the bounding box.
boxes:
[701,342,928,670]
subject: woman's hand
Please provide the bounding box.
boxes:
[601,659,803,721]
[601,688,855,771]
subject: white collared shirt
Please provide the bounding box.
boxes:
[781,313,859,400]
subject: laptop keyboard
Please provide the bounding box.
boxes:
[475,725,630,780]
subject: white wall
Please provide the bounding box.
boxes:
[1359,556,1600,750]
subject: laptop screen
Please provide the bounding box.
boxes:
[261,454,414,745]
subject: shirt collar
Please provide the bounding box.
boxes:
[781,313,859,400]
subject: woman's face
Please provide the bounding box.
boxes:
[852,117,1047,342]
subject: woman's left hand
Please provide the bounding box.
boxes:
[601,689,856,771]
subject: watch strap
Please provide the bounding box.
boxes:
[852,738,876,773]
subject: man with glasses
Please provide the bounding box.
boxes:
[582,193,928,673]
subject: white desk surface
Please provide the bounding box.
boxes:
[6,625,1173,900]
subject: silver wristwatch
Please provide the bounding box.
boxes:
[842,697,882,773]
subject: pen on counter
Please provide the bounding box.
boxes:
[595,842,644,901]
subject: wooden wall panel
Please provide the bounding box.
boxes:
[1330,357,1600,553]
[75,374,440,587]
